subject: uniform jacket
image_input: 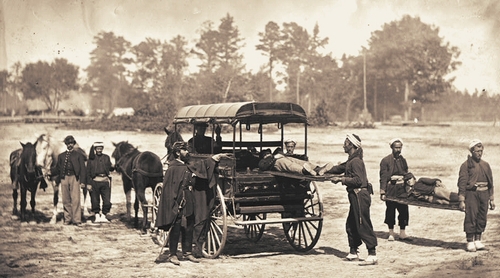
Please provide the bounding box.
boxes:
[379,154,408,194]
[328,148,368,191]
[458,155,494,200]
[86,154,113,184]
[52,150,87,184]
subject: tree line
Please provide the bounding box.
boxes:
[0,13,498,125]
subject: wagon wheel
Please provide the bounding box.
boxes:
[282,181,323,252]
[243,213,266,242]
[152,182,168,247]
[201,185,227,259]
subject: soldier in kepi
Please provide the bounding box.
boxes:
[458,139,495,252]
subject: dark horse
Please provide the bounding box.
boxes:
[112,141,163,231]
[9,142,40,221]
[164,126,184,163]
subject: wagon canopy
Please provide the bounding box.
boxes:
[173,102,308,125]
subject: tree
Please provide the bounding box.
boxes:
[86,31,132,112]
[279,22,328,106]
[256,21,282,101]
[128,35,191,117]
[368,15,461,121]
[192,20,220,73]
[21,59,79,112]
[192,14,246,103]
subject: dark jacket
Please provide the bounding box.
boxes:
[155,157,219,231]
[458,155,494,200]
[379,154,408,194]
[52,150,87,184]
[86,154,113,184]
[328,148,368,192]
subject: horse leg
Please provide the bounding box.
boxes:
[30,189,37,221]
[123,179,133,221]
[20,188,27,222]
[125,189,132,221]
[12,189,18,217]
[135,187,149,233]
[50,183,59,224]
[81,186,88,220]
[134,196,140,228]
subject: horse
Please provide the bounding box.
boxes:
[10,142,40,221]
[112,141,163,232]
[34,134,88,224]
[164,126,184,163]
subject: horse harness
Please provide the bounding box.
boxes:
[116,151,163,181]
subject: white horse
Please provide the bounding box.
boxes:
[35,134,88,224]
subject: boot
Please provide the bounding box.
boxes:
[388,229,395,241]
[168,255,181,265]
[466,241,476,252]
[183,252,200,263]
[399,229,412,240]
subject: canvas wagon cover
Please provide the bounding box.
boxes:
[173,102,308,125]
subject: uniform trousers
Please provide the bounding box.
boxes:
[384,201,409,229]
[91,179,112,215]
[464,190,490,234]
[61,175,81,224]
[346,189,378,252]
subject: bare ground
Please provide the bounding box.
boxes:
[0,122,499,278]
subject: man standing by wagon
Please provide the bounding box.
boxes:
[155,141,230,265]
[52,135,87,226]
[458,139,495,252]
[379,138,412,241]
[328,134,378,265]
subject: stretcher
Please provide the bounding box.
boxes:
[385,196,462,211]
[265,171,343,182]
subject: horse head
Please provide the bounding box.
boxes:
[164,127,184,161]
[35,134,53,170]
[112,141,137,162]
[20,142,37,176]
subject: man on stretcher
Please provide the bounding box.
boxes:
[405,175,459,205]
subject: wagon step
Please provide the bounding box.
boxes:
[233,216,322,226]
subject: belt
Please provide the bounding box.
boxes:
[93,176,109,182]
[466,186,489,191]
[352,187,368,193]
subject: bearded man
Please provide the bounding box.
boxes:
[155,141,230,265]
[458,139,495,252]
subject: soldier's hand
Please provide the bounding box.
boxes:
[331,177,341,184]
[380,194,386,201]
[459,201,466,212]
[490,199,496,210]
[87,184,93,192]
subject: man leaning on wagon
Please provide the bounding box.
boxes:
[458,139,495,252]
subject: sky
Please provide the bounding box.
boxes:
[1,0,499,95]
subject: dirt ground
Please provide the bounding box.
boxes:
[0,122,499,278]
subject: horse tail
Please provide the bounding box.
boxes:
[10,149,21,167]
